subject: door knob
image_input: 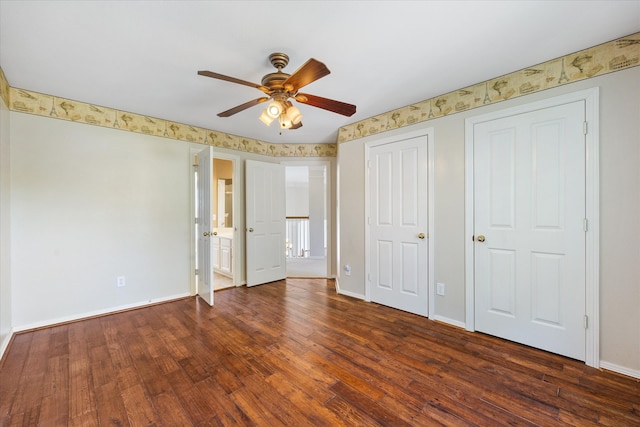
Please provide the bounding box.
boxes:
[477,235,485,242]
[203,231,210,237]
[213,231,218,236]
[248,228,254,232]
[418,232,426,239]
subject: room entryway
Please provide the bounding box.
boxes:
[284,162,330,278]
[211,157,236,291]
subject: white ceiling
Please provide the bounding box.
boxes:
[1,1,638,145]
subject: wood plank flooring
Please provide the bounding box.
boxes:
[1,278,638,426]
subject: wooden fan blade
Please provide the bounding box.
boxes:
[290,121,303,130]
[217,97,269,117]
[198,70,271,94]
[282,59,330,91]
[295,93,356,117]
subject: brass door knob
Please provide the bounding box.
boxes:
[248,228,254,233]
[418,232,426,239]
[477,235,485,242]
[203,231,210,237]
[213,231,218,236]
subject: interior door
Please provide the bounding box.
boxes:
[196,146,214,305]
[369,135,428,316]
[473,101,586,360]
[245,160,286,286]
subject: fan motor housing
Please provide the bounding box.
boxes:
[261,72,290,91]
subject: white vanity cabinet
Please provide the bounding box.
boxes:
[212,234,233,277]
[219,237,232,276]
[212,236,221,270]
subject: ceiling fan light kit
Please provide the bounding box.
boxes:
[279,115,293,129]
[198,52,356,131]
[285,104,302,125]
[266,101,283,118]
[259,109,275,126]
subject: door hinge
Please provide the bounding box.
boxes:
[583,121,588,135]
[584,315,588,329]
[583,218,589,232]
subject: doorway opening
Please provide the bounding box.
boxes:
[211,158,235,290]
[284,162,330,278]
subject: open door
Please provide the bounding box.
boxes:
[246,160,286,286]
[196,146,214,305]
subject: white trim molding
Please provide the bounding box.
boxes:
[12,293,191,334]
[0,328,15,361]
[599,361,640,380]
[335,278,365,300]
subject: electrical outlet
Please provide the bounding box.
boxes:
[344,265,351,276]
[117,276,126,287]
[436,282,445,296]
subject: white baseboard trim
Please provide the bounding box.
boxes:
[430,315,466,329]
[12,292,191,334]
[599,361,640,380]
[337,289,365,300]
[0,327,15,361]
[334,279,365,300]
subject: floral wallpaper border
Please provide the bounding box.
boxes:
[0,67,9,109]
[1,70,336,158]
[2,32,638,155]
[338,32,640,143]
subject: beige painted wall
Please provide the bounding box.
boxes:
[0,87,11,353]
[8,114,337,331]
[10,114,193,328]
[338,66,640,374]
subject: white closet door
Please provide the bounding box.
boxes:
[473,100,586,360]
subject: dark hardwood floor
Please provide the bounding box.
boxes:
[1,278,638,426]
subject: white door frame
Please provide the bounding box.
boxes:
[281,159,332,278]
[189,147,198,296]
[464,87,600,367]
[364,127,435,316]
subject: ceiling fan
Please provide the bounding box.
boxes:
[198,53,356,130]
